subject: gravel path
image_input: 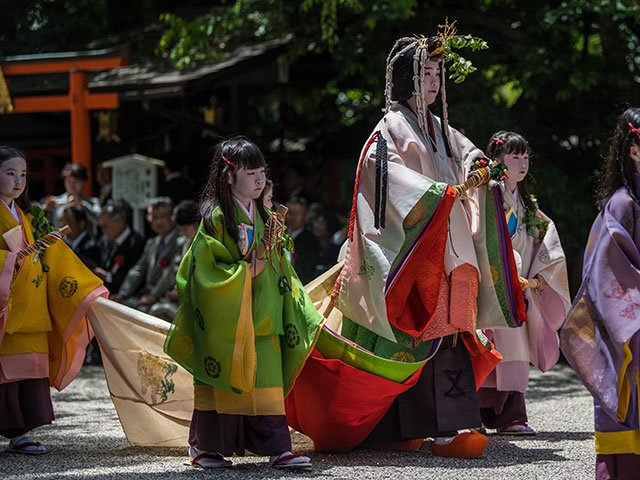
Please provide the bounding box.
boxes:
[1,362,595,479]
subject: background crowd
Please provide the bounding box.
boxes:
[42,160,347,364]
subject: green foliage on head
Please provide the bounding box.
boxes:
[446,34,489,84]
[433,20,489,84]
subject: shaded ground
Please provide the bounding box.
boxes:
[1,362,594,479]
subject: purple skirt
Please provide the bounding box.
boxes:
[189,409,291,457]
[596,453,640,480]
[477,387,527,429]
[0,378,54,439]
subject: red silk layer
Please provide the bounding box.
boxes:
[384,186,456,338]
[285,348,424,453]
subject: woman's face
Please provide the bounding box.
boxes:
[64,175,85,195]
[0,157,27,205]
[501,152,529,191]
[423,60,441,106]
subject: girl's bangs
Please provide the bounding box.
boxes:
[237,146,265,170]
[504,136,529,156]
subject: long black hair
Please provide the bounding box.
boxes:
[0,146,31,212]
[200,136,268,243]
[596,107,640,209]
[389,36,444,103]
[486,131,537,213]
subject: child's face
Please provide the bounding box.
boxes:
[0,157,27,205]
[502,152,529,191]
[263,186,273,209]
[230,167,266,205]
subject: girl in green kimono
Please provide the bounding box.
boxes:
[164,136,323,469]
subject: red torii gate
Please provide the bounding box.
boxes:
[1,51,128,194]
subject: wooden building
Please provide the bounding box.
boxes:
[0,37,291,200]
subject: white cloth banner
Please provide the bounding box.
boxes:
[88,297,192,447]
[87,269,340,447]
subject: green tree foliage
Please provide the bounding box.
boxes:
[2,0,640,290]
[153,0,640,290]
[0,0,107,54]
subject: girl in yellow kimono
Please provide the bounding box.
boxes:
[0,147,107,455]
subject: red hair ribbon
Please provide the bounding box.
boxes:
[222,155,237,168]
[628,122,640,142]
[492,137,504,144]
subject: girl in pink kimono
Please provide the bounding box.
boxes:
[477,132,571,434]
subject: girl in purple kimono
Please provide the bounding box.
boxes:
[478,132,571,435]
[561,107,640,479]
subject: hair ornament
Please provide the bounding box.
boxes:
[492,137,504,144]
[628,122,640,142]
[222,155,237,168]
[433,19,457,58]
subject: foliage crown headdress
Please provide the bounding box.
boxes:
[384,19,487,156]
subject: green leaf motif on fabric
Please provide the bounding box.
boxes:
[137,351,178,404]
[358,257,375,280]
[159,376,176,402]
[284,323,300,348]
[204,356,222,378]
[31,273,44,288]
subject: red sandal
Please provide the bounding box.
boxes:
[186,447,232,468]
[6,438,47,455]
[270,452,312,470]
